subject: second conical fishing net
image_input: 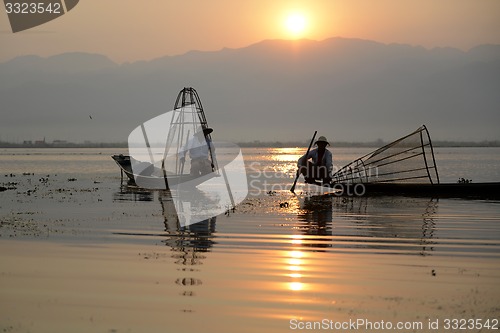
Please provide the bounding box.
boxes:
[332,125,440,184]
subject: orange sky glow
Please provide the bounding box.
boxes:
[1,0,500,63]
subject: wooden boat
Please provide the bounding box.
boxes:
[111,153,217,189]
[111,154,136,183]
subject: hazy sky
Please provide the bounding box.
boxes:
[1,0,500,63]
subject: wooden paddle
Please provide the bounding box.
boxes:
[290,131,317,193]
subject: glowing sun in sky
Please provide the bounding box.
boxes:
[284,13,307,37]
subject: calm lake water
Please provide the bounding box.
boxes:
[0,147,499,332]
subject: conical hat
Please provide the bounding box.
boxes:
[315,136,330,145]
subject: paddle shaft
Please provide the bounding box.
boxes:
[290,130,317,193]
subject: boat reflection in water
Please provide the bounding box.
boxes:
[296,194,438,256]
[159,190,217,299]
[114,185,217,307]
[296,196,333,249]
[282,194,440,311]
[113,184,155,202]
[113,184,217,248]
[159,189,217,254]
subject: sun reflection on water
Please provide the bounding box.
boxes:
[264,148,306,181]
[268,148,305,162]
[290,250,303,258]
[291,234,303,245]
[284,235,309,292]
[289,281,304,291]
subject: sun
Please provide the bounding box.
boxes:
[284,13,307,36]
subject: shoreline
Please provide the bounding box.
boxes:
[2,141,500,149]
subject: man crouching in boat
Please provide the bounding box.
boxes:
[297,136,333,185]
[179,127,215,176]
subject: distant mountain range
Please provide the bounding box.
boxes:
[1,37,499,143]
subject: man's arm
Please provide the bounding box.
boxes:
[298,149,316,166]
[325,150,333,174]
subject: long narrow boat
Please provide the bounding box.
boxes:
[326,182,500,199]
[111,153,216,189]
[111,154,136,183]
[318,125,500,200]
